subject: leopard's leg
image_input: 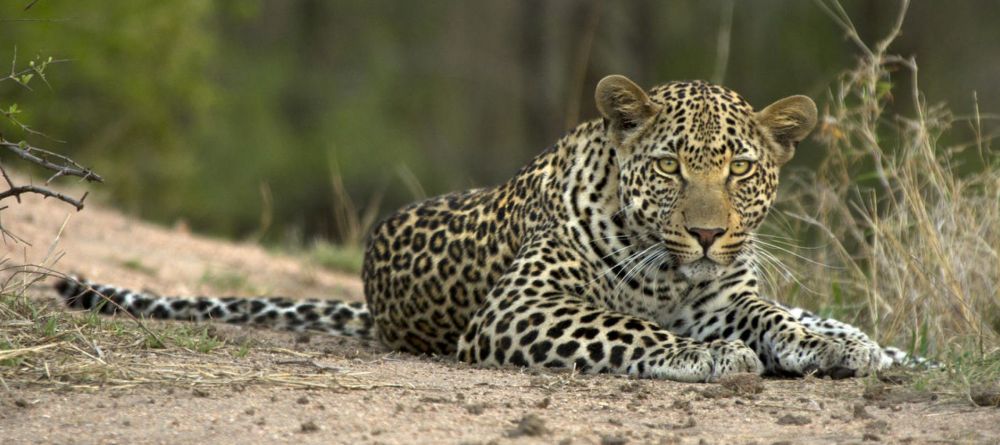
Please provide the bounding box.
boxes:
[458,292,761,382]
[672,267,884,377]
[773,302,928,368]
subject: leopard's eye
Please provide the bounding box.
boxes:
[730,160,753,176]
[654,157,680,175]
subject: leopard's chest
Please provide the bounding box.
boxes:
[583,250,759,331]
[580,258,693,324]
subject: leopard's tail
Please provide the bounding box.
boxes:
[54,276,374,338]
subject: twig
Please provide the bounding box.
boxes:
[0,18,70,23]
[563,0,603,130]
[1,141,103,183]
[751,402,822,412]
[711,0,735,85]
[0,137,102,242]
[0,164,88,210]
[0,342,64,361]
[813,0,874,58]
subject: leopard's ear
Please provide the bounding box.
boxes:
[756,95,817,165]
[595,75,659,137]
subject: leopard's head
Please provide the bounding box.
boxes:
[595,75,817,278]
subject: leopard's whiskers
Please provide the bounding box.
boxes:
[750,235,840,268]
[751,245,821,296]
[752,233,826,250]
[612,244,664,299]
[585,243,656,288]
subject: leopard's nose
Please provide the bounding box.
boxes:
[686,227,726,250]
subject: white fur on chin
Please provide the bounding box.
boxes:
[677,258,725,283]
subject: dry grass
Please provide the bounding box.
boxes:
[761,1,999,369]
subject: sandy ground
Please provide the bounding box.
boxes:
[1,189,999,445]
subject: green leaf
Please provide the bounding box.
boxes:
[854,170,884,182]
[876,81,893,99]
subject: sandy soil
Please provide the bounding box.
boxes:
[1,190,998,445]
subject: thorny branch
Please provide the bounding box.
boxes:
[2,141,102,184]
[0,138,102,243]
[814,0,912,195]
[0,39,100,244]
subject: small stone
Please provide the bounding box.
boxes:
[300,420,319,433]
[970,384,1000,407]
[671,399,692,411]
[776,414,811,426]
[700,386,735,399]
[719,373,765,396]
[507,414,548,437]
[675,416,697,429]
[852,402,873,419]
[465,403,488,415]
[866,419,890,433]
[600,435,628,445]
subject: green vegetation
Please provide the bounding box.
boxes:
[163,325,225,354]
[306,241,365,275]
[120,258,157,276]
[198,269,255,294]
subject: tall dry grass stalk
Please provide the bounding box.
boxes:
[762,0,999,358]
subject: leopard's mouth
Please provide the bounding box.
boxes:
[676,258,725,282]
[663,245,739,269]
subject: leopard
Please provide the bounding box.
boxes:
[55,75,916,382]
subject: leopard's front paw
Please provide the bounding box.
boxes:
[773,333,883,378]
[833,337,888,377]
[647,340,763,383]
[706,339,764,382]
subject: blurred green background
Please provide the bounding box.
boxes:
[2,0,997,246]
